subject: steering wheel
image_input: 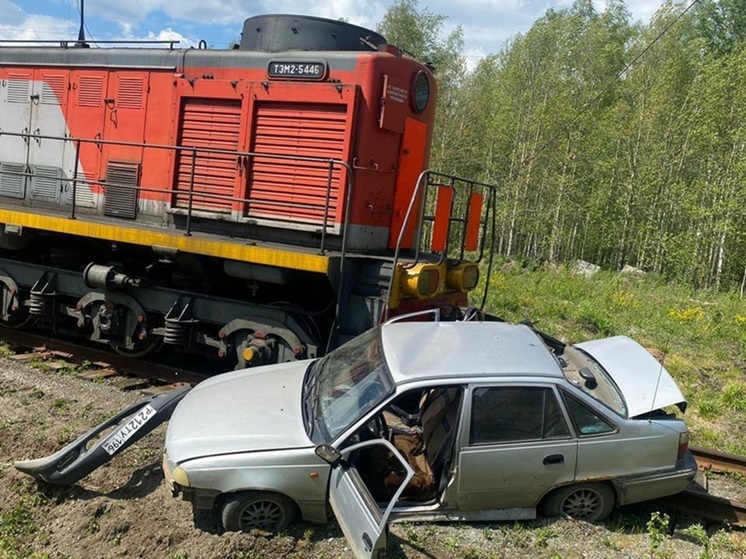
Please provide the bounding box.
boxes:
[361,413,389,441]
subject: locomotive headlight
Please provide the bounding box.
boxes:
[412,71,430,114]
[446,263,480,292]
[399,263,443,299]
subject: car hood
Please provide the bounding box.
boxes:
[165,360,313,463]
[575,336,687,418]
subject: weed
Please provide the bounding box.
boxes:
[721,381,746,412]
[646,511,670,559]
[51,398,69,413]
[443,534,460,550]
[0,342,13,357]
[0,496,39,557]
[682,524,711,559]
[534,525,555,547]
[401,522,420,546]
[461,546,485,559]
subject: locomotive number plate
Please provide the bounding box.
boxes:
[102,404,157,455]
[268,60,327,80]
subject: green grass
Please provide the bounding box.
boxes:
[475,261,746,454]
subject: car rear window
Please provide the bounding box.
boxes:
[559,346,627,417]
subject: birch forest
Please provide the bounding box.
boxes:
[379,0,746,290]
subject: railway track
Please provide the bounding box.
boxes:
[655,447,746,527]
[0,326,208,389]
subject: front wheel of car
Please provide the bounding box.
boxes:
[222,491,298,532]
[542,483,615,522]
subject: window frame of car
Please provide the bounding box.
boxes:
[558,386,620,438]
[464,381,575,447]
[306,326,396,444]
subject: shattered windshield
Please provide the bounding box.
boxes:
[309,327,394,442]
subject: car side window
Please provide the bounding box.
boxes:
[562,392,615,436]
[470,386,570,445]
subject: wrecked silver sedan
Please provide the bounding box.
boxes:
[163,319,696,559]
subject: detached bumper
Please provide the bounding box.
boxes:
[613,450,698,505]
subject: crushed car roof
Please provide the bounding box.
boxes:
[380,321,564,384]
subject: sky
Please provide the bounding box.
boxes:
[2,0,668,61]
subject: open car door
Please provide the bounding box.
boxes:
[324,439,414,559]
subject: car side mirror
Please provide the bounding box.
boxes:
[315,445,343,466]
[579,367,598,389]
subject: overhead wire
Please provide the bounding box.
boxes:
[523,0,702,169]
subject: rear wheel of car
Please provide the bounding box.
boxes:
[542,483,615,522]
[222,491,298,532]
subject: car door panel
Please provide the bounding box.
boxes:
[458,440,577,509]
[455,384,578,510]
[328,439,414,559]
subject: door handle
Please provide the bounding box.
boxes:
[543,454,564,465]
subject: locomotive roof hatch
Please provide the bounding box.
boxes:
[239,14,387,52]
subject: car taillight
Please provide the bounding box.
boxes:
[677,431,689,460]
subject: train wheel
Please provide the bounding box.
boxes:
[0,274,34,329]
[110,336,162,358]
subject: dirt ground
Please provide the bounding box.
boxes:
[1,357,746,559]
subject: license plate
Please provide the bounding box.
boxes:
[102,404,157,455]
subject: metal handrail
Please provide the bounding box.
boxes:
[0,129,351,254]
[383,170,498,319]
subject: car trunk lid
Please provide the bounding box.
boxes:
[576,336,686,418]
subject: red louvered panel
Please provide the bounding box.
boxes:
[173,98,241,212]
[78,76,104,107]
[117,77,144,109]
[247,102,346,224]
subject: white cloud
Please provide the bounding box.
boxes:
[0,14,71,42]
[0,1,669,58]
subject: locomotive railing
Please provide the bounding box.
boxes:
[385,170,498,315]
[0,130,353,256]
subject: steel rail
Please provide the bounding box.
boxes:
[0,327,206,386]
[659,487,746,527]
[690,446,746,476]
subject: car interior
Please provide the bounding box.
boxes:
[350,386,463,504]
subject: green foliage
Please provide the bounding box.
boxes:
[0,497,39,558]
[646,511,670,558]
[375,0,746,290]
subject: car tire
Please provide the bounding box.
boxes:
[222,491,298,532]
[542,483,615,522]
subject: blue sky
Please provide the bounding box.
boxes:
[3,0,667,61]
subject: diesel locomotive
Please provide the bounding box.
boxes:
[0,14,495,368]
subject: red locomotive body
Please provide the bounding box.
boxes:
[0,15,494,367]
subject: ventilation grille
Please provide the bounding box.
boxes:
[41,75,66,105]
[78,76,104,108]
[103,162,139,219]
[173,98,241,212]
[247,102,346,225]
[117,77,144,109]
[30,166,61,202]
[0,163,26,198]
[7,75,30,104]
[72,171,96,208]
